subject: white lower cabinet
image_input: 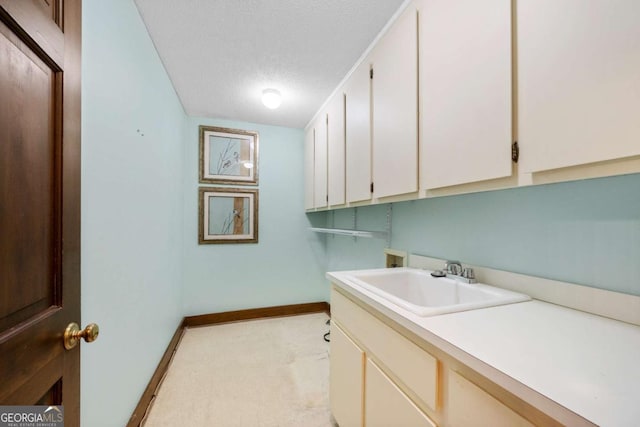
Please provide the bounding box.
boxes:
[330,322,364,427]
[331,288,437,426]
[447,371,533,427]
[330,286,540,427]
[365,358,436,427]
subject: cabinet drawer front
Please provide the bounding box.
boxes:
[448,370,533,427]
[332,288,438,412]
[365,358,437,427]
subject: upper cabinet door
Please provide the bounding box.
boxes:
[345,59,372,203]
[313,114,328,208]
[304,127,315,210]
[371,5,418,199]
[327,92,346,206]
[420,0,512,189]
[519,0,640,173]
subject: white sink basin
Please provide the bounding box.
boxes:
[348,268,530,316]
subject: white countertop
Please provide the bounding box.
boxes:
[328,269,640,427]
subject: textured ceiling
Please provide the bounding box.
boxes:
[134,0,407,128]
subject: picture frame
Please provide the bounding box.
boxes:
[198,187,258,244]
[199,125,259,185]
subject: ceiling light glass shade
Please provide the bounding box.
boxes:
[262,89,282,109]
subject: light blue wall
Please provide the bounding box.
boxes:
[323,173,640,297]
[182,117,328,315]
[79,2,639,425]
[311,204,390,272]
[82,1,186,426]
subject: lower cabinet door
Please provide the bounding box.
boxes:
[448,370,534,427]
[365,358,436,427]
[330,322,364,427]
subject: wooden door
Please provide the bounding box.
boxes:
[0,0,82,425]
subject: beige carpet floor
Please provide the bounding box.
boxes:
[142,313,336,427]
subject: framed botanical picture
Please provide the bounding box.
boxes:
[198,187,258,244]
[199,125,259,185]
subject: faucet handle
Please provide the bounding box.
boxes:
[445,260,462,275]
[462,267,475,280]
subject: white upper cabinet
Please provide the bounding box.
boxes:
[308,0,640,210]
[313,114,328,208]
[420,0,512,189]
[371,5,418,199]
[345,59,372,203]
[304,127,315,210]
[518,0,640,173]
[327,91,346,206]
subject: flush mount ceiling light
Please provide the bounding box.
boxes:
[262,88,282,109]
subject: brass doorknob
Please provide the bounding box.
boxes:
[64,322,99,350]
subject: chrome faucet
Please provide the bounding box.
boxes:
[444,260,476,284]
